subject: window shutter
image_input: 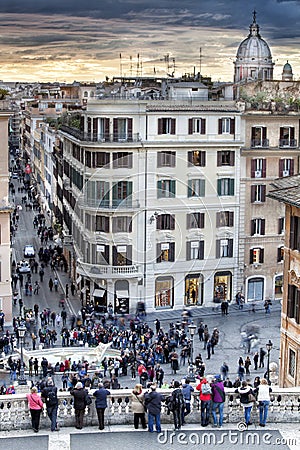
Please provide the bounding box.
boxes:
[262,159,266,178]
[105,216,110,233]
[170,151,176,167]
[229,212,234,227]
[277,247,283,262]
[261,185,266,202]
[105,118,110,140]
[291,127,295,140]
[279,127,284,139]
[290,216,295,249]
[217,152,222,166]
[249,249,254,264]
[186,241,191,261]
[216,240,220,258]
[157,180,162,198]
[262,127,267,140]
[80,116,84,131]
[217,179,221,195]
[201,151,206,167]
[200,213,205,228]
[251,159,256,178]
[127,118,133,140]
[261,219,265,235]
[296,290,300,324]
[156,243,161,263]
[128,153,133,168]
[169,242,175,261]
[170,215,175,230]
[112,246,118,266]
[290,159,295,175]
[157,152,162,167]
[279,159,284,177]
[93,118,98,139]
[259,248,264,263]
[170,180,176,197]
[229,179,234,195]
[187,151,193,166]
[87,117,92,134]
[218,119,222,134]
[230,151,235,166]
[251,127,256,141]
[216,212,221,227]
[156,214,162,230]
[113,118,118,140]
[158,118,163,135]
[251,185,256,203]
[199,240,204,259]
[228,239,233,257]
[230,118,235,135]
[188,119,193,134]
[126,245,132,266]
[200,179,205,197]
[188,180,192,197]
[287,285,293,318]
[171,119,176,135]
[104,245,109,264]
[201,118,206,135]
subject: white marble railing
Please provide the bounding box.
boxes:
[0,388,299,431]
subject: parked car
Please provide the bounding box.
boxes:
[17,260,31,274]
[24,245,35,258]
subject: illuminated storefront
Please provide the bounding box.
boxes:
[184,273,204,305]
[213,271,232,303]
[155,276,174,308]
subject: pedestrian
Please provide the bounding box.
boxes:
[33,281,40,295]
[26,386,44,432]
[39,268,44,282]
[235,380,255,427]
[259,347,266,368]
[220,362,229,381]
[93,382,111,430]
[256,378,272,427]
[253,352,259,370]
[168,380,184,431]
[34,357,39,376]
[41,378,59,432]
[211,374,225,428]
[155,364,164,388]
[144,383,163,433]
[54,277,59,292]
[181,378,194,424]
[131,383,147,430]
[65,283,69,298]
[245,356,252,375]
[70,381,88,430]
[71,282,76,296]
[264,299,272,314]
[48,278,54,292]
[238,363,245,381]
[196,377,212,427]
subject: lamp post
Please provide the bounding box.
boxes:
[18,324,27,385]
[266,339,273,383]
[188,322,197,382]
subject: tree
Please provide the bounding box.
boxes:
[0,88,9,100]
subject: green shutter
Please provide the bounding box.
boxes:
[217,179,221,195]
[157,180,162,198]
[170,180,176,197]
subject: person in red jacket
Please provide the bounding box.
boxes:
[26,386,44,432]
[196,377,212,426]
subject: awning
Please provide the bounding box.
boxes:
[76,275,82,285]
[93,289,105,298]
[116,290,129,298]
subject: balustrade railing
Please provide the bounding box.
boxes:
[0,388,299,431]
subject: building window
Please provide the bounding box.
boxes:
[218,118,235,135]
[251,126,268,147]
[157,180,176,198]
[188,118,206,134]
[185,273,204,306]
[157,151,176,167]
[288,348,296,378]
[95,216,110,232]
[187,150,206,167]
[113,118,133,141]
[279,159,294,177]
[289,216,300,250]
[217,178,234,196]
[95,244,109,265]
[158,118,176,135]
[279,127,296,148]
[251,159,266,178]
[216,211,234,227]
[247,277,264,301]
[213,271,232,302]
[187,212,205,229]
[277,246,284,263]
[155,276,174,308]
[112,181,132,207]
[93,152,110,168]
[216,239,233,258]
[156,242,175,262]
[250,248,264,264]
[278,217,285,234]
[217,151,235,166]
[186,241,204,260]
[112,245,132,266]
[188,179,205,197]
[86,180,110,208]
[112,216,132,233]
[251,185,266,203]
[274,274,283,299]
[251,218,266,236]
[287,284,300,323]
[156,214,175,230]
[112,152,133,168]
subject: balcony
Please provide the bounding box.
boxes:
[251,139,269,148]
[0,388,299,432]
[77,259,143,279]
[78,198,140,210]
[279,139,298,148]
[60,125,141,143]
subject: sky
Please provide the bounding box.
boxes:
[0,0,300,83]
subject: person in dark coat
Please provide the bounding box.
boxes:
[93,383,111,430]
[70,381,88,429]
[144,383,163,433]
[41,378,59,432]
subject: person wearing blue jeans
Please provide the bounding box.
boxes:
[235,380,255,426]
[211,376,225,427]
[256,378,272,427]
[212,401,224,427]
[259,401,269,426]
[144,383,163,433]
[148,412,161,433]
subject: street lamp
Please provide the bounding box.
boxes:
[18,324,27,386]
[266,339,273,383]
[187,322,197,382]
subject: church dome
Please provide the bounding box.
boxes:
[282,61,293,81]
[234,11,274,83]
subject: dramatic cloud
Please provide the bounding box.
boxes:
[0,1,299,82]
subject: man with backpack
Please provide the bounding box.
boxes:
[211,374,225,428]
[168,381,185,431]
[41,378,59,431]
[196,377,212,427]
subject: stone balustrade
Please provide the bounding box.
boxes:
[0,387,299,431]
